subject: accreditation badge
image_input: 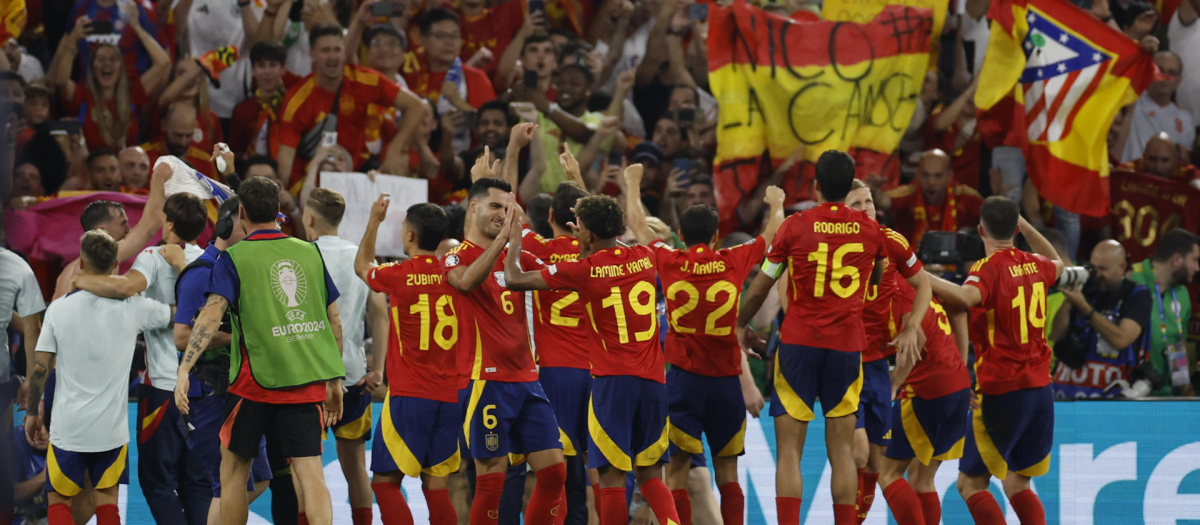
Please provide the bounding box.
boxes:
[1166,341,1191,387]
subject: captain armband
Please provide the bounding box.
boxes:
[761,260,785,279]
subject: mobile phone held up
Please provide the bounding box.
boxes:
[87,20,115,35]
[688,3,708,21]
[48,120,83,136]
[528,0,546,19]
[523,69,540,89]
[673,158,692,188]
[371,1,405,17]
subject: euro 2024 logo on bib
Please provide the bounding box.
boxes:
[272,259,308,309]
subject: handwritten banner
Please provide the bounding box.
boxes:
[822,0,948,57]
[319,172,429,258]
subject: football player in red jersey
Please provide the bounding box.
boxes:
[927,197,1064,525]
[444,178,567,525]
[735,151,926,525]
[502,180,681,525]
[843,179,933,522]
[354,196,461,525]
[518,179,596,524]
[624,165,785,525]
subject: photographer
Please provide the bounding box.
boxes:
[1129,229,1200,396]
[1049,240,1152,398]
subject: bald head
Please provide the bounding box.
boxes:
[1143,132,1180,179]
[916,149,953,204]
[1149,52,1183,102]
[118,146,151,190]
[163,102,198,157]
[1089,239,1128,291]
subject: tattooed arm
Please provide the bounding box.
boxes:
[22,351,53,446]
[174,295,230,414]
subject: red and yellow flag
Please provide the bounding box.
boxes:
[0,0,26,42]
[708,1,934,226]
[975,0,1156,217]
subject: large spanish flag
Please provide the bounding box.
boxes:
[708,1,933,227]
[975,0,1156,217]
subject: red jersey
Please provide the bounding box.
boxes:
[541,244,665,383]
[140,140,216,179]
[862,227,924,362]
[367,256,459,403]
[964,249,1057,395]
[400,55,496,108]
[444,240,541,386]
[767,202,886,352]
[651,237,766,377]
[455,0,524,75]
[279,65,402,182]
[885,183,983,248]
[922,107,983,188]
[901,300,971,400]
[63,80,149,151]
[520,231,593,370]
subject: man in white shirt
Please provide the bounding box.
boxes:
[0,246,46,409]
[24,230,173,525]
[1121,51,1197,162]
[71,193,210,525]
[302,187,388,525]
[1168,0,1200,124]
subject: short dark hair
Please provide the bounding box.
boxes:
[420,8,460,34]
[689,174,714,191]
[521,34,553,54]
[306,187,346,227]
[979,196,1020,241]
[814,150,855,202]
[80,200,124,230]
[1154,228,1198,262]
[24,83,51,103]
[249,40,287,65]
[526,193,554,238]
[308,23,345,49]
[551,182,587,230]
[468,178,512,203]
[478,99,514,126]
[406,203,449,251]
[0,70,25,88]
[164,193,207,241]
[670,84,700,106]
[238,176,281,224]
[365,24,406,49]
[86,148,118,168]
[680,205,719,246]
[575,195,624,240]
[80,230,118,272]
[245,155,278,173]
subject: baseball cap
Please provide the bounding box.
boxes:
[630,142,664,168]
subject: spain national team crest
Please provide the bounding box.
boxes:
[485,433,499,452]
[1019,8,1112,144]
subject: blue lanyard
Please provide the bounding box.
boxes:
[1152,282,1184,344]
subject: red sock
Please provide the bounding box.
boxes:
[372,481,414,525]
[592,484,604,523]
[299,512,310,525]
[917,492,941,525]
[47,503,73,525]
[425,488,457,525]
[854,469,866,522]
[469,472,506,525]
[776,496,802,525]
[833,504,857,525]
[881,480,926,525]
[553,493,568,525]
[94,504,120,525]
[671,488,693,525]
[598,487,627,525]
[858,471,880,523]
[526,463,567,525]
[1010,489,1047,525]
[966,492,1006,525]
[352,507,374,525]
[639,478,681,525]
[719,482,744,525]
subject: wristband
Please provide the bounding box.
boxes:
[265,8,278,16]
[238,0,251,7]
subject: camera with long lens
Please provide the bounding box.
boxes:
[1056,263,1097,290]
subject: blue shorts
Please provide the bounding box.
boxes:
[959,386,1054,479]
[371,394,461,478]
[46,444,129,496]
[331,384,374,441]
[855,359,893,446]
[588,376,669,471]
[458,386,473,461]
[186,394,272,497]
[666,367,745,458]
[770,344,862,421]
[462,380,562,459]
[540,367,592,457]
[886,388,971,465]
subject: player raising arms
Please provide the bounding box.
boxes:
[502,180,681,525]
[624,165,785,525]
[355,195,460,525]
[843,179,933,521]
[445,177,567,525]
[926,197,1063,525]
[735,151,924,525]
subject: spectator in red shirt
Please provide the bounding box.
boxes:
[47,23,171,152]
[881,149,983,247]
[229,41,298,159]
[151,58,224,156]
[117,146,151,192]
[452,0,523,75]
[401,9,496,108]
[66,0,168,77]
[1118,132,1200,184]
[140,102,215,178]
[277,23,427,186]
[923,80,983,189]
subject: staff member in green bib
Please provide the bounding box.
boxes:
[173,176,347,525]
[1129,229,1200,397]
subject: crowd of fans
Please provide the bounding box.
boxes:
[4,0,1200,519]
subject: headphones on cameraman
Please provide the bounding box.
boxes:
[216,174,242,241]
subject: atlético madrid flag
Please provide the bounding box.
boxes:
[975,0,1157,217]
